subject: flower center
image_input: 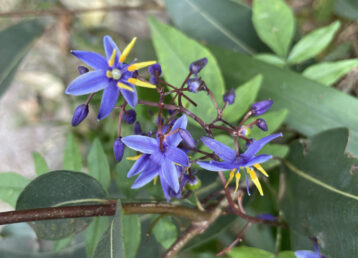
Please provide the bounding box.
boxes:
[112,69,122,80]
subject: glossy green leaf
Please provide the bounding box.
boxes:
[334,0,358,20]
[85,217,109,258]
[252,0,295,57]
[164,0,268,54]
[303,59,358,86]
[16,170,107,240]
[228,246,296,258]
[123,215,141,258]
[0,172,29,208]
[0,20,45,97]
[210,46,358,157]
[288,21,341,64]
[63,133,82,171]
[152,216,177,249]
[224,75,262,123]
[281,128,358,257]
[87,138,111,191]
[148,17,225,124]
[32,152,49,176]
[254,54,286,67]
[93,200,125,258]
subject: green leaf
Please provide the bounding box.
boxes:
[259,144,289,170]
[93,200,125,258]
[254,54,286,67]
[229,246,295,258]
[210,46,358,157]
[302,59,358,86]
[87,138,111,191]
[53,236,74,251]
[288,21,341,64]
[281,128,358,257]
[16,170,107,240]
[0,20,45,97]
[32,152,49,176]
[224,74,262,123]
[115,148,138,199]
[252,0,295,57]
[85,217,109,258]
[123,215,141,258]
[334,0,358,20]
[152,216,177,249]
[148,17,225,124]
[164,0,268,54]
[0,172,29,207]
[63,133,82,171]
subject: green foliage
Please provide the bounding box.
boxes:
[152,216,178,249]
[32,152,49,176]
[228,246,295,258]
[334,0,358,20]
[115,148,138,199]
[252,0,295,57]
[281,128,358,257]
[85,217,109,258]
[63,133,82,171]
[254,54,286,67]
[0,172,30,208]
[123,215,141,258]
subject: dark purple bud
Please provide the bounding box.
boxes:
[168,109,175,116]
[250,100,273,116]
[223,89,236,105]
[148,63,162,76]
[257,213,276,221]
[187,78,206,93]
[72,104,89,126]
[179,129,196,148]
[149,76,158,85]
[134,121,142,135]
[113,138,125,162]
[245,138,255,148]
[155,117,164,125]
[78,66,89,74]
[256,118,268,131]
[123,110,136,124]
[189,58,208,74]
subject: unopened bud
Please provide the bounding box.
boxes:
[189,58,208,74]
[123,110,136,124]
[250,100,273,116]
[187,78,206,93]
[148,63,162,76]
[134,121,142,135]
[256,118,268,131]
[223,89,235,105]
[72,104,89,126]
[186,176,201,190]
[113,138,125,162]
[245,138,255,148]
[78,66,89,74]
[149,76,158,85]
[257,213,276,221]
[179,129,196,148]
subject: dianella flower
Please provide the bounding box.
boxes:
[197,133,282,196]
[121,115,190,201]
[65,36,157,119]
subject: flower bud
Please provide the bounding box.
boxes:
[250,100,273,116]
[72,104,89,126]
[256,118,268,131]
[185,176,201,191]
[168,109,175,116]
[123,110,136,124]
[179,128,196,148]
[78,66,89,74]
[245,138,255,148]
[148,63,162,76]
[134,121,142,135]
[257,213,276,221]
[223,89,235,105]
[189,58,208,74]
[187,78,206,93]
[149,76,158,85]
[113,138,125,162]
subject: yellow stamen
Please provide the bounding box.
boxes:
[126,154,142,161]
[127,78,156,89]
[234,172,241,193]
[254,164,269,177]
[153,176,158,185]
[117,82,134,92]
[247,167,263,196]
[108,49,117,67]
[119,37,137,63]
[106,70,113,78]
[128,61,157,72]
[174,162,182,166]
[225,169,236,188]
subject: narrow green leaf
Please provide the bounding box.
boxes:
[254,54,286,67]
[224,74,262,123]
[123,215,141,258]
[303,59,358,86]
[85,217,109,258]
[152,216,177,249]
[93,200,125,258]
[33,152,49,176]
[288,21,341,64]
[87,138,111,191]
[228,246,296,258]
[252,0,295,57]
[0,172,29,207]
[53,235,74,251]
[63,133,82,171]
[148,17,225,123]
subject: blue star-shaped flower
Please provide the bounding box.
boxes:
[121,115,189,201]
[65,36,157,119]
[197,133,282,196]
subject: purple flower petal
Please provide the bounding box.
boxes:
[196,160,234,171]
[160,175,171,202]
[166,115,188,146]
[121,135,158,154]
[97,82,120,120]
[127,154,151,177]
[242,154,272,167]
[242,133,282,159]
[65,70,108,96]
[131,166,160,189]
[161,158,179,192]
[200,136,236,161]
[71,50,107,70]
[165,146,189,167]
[103,35,121,60]
[294,250,320,258]
[119,82,137,108]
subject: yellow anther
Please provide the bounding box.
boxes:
[117,82,134,92]
[225,169,236,188]
[108,49,117,67]
[106,70,113,78]
[153,176,158,185]
[127,78,156,89]
[119,37,137,63]
[254,164,269,177]
[128,61,157,72]
[126,154,142,161]
[174,162,182,166]
[247,167,263,196]
[234,172,241,193]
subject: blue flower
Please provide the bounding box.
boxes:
[197,133,282,195]
[295,238,325,258]
[65,36,157,119]
[121,115,190,201]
